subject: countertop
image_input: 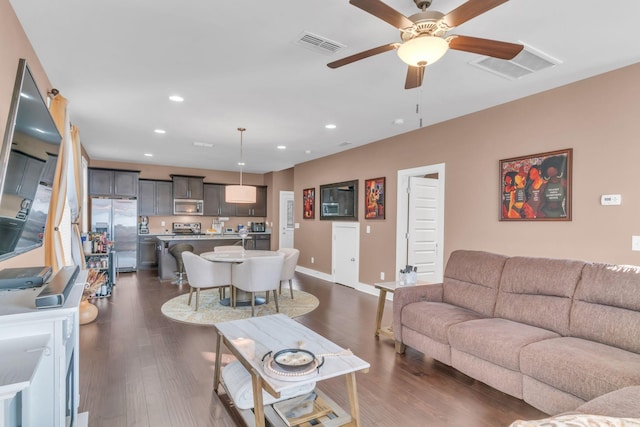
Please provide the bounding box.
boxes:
[155,232,270,241]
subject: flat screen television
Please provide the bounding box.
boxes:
[0,58,62,262]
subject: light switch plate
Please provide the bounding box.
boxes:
[632,236,640,251]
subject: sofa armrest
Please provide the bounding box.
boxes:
[393,283,443,343]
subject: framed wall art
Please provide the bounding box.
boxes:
[500,148,572,221]
[364,177,385,220]
[303,187,315,219]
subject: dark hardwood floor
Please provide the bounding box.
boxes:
[79,270,546,427]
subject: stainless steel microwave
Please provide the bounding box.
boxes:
[173,199,203,215]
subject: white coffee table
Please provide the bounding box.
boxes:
[213,313,370,427]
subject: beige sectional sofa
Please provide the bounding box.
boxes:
[392,250,640,416]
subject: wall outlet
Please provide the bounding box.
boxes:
[380,272,385,280]
[311,257,314,264]
[366,225,371,234]
[160,221,166,226]
[632,236,640,251]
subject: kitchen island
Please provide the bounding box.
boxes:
[155,233,270,281]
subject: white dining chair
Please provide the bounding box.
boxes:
[231,254,284,316]
[182,251,232,311]
[278,248,300,299]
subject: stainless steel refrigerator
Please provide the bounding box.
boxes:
[90,198,137,271]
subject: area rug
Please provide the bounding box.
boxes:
[161,289,319,325]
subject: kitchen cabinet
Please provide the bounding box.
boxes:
[138,235,159,270]
[203,184,236,216]
[252,233,271,250]
[172,175,204,199]
[234,186,267,217]
[4,151,45,198]
[138,180,172,216]
[89,168,139,197]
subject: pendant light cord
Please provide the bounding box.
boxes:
[238,127,246,186]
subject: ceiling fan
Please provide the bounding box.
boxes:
[328,0,524,89]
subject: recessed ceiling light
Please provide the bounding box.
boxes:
[305,150,311,154]
[144,153,153,157]
[393,118,405,125]
[193,141,214,148]
[277,145,286,150]
[325,124,337,129]
[154,129,166,134]
[238,162,245,166]
[169,95,184,102]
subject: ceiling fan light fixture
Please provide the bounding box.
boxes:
[397,35,449,67]
[226,127,257,204]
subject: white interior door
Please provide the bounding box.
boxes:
[408,177,439,282]
[396,163,445,283]
[279,191,294,249]
[332,222,359,287]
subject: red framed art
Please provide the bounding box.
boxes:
[303,188,315,219]
[500,148,572,221]
[364,177,385,220]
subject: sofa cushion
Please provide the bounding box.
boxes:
[575,386,640,418]
[448,318,559,371]
[510,414,640,427]
[571,263,640,354]
[442,250,508,317]
[495,256,585,335]
[401,301,485,344]
[520,337,640,402]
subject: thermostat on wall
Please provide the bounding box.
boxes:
[601,194,622,205]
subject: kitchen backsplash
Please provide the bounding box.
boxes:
[142,215,271,234]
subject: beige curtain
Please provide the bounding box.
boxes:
[46,94,70,271]
[69,125,85,268]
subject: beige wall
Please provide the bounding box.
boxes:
[294,63,640,285]
[3,1,640,283]
[0,0,52,268]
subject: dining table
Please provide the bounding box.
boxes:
[200,250,281,307]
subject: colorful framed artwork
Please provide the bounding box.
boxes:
[500,148,572,221]
[303,188,315,219]
[364,177,385,220]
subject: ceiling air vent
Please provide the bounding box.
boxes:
[470,44,561,80]
[296,31,346,55]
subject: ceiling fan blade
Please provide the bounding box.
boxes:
[448,35,523,60]
[405,66,425,89]
[443,0,509,28]
[349,0,414,29]
[327,43,399,69]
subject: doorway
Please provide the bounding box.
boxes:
[332,221,359,287]
[279,191,294,249]
[396,164,445,283]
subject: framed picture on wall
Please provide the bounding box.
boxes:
[500,148,572,221]
[364,177,385,220]
[303,188,315,219]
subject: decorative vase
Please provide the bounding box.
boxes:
[79,300,98,325]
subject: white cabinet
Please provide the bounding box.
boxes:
[0,269,86,427]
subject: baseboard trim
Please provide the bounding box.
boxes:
[294,266,384,299]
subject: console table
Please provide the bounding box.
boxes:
[0,268,87,427]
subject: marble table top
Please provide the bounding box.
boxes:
[215,314,370,393]
[201,250,281,263]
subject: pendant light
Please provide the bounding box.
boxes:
[226,127,256,204]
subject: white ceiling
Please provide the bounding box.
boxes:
[9,0,640,174]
